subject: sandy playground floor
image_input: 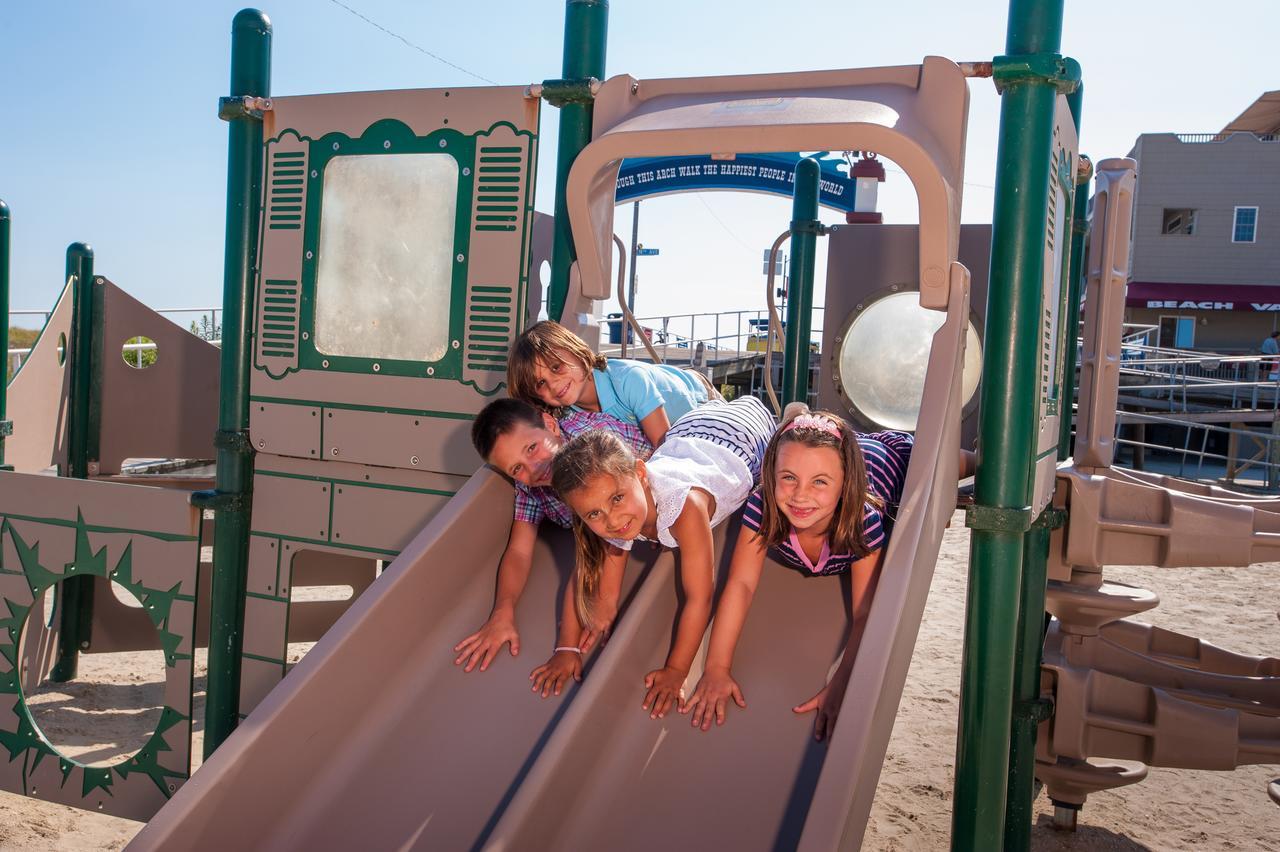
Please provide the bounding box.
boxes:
[0,510,1276,851]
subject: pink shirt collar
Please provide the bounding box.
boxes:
[789,528,833,574]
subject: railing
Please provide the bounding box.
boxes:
[1116,341,1280,411]
[615,307,825,362]
[1111,408,1280,490]
[1174,132,1279,144]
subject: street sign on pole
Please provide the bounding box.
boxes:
[636,247,659,256]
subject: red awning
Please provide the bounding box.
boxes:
[1125,281,1280,311]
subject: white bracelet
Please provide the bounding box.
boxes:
[554,646,582,654]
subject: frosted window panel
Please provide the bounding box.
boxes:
[838,292,982,431]
[314,153,459,362]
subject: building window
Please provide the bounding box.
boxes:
[1233,206,1258,243]
[1161,208,1196,235]
[1158,315,1196,349]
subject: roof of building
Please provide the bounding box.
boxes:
[1222,90,1280,135]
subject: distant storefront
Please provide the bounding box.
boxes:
[1125,282,1280,352]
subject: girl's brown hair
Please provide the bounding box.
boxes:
[507,321,607,408]
[758,406,882,558]
[550,430,640,626]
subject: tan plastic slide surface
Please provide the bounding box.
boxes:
[131,269,969,851]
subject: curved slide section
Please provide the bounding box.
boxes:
[132,268,970,851]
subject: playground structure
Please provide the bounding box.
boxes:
[0,2,1274,850]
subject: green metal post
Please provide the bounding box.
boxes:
[782,158,820,406]
[1002,518,1051,851]
[203,8,271,757]
[0,200,10,470]
[1004,85,1086,852]
[1058,86,1090,458]
[51,242,97,683]
[952,1,1067,848]
[546,0,608,322]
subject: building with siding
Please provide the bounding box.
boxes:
[1125,91,1280,352]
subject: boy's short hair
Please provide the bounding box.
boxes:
[471,398,547,460]
[506,321,607,406]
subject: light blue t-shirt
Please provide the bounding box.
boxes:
[580,359,708,428]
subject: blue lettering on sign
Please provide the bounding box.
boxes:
[614,152,859,213]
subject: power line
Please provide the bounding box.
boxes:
[327,0,498,85]
[695,194,753,251]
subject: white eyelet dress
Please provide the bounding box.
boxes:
[609,395,777,550]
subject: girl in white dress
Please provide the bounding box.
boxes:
[529,396,776,718]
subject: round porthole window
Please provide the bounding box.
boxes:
[836,291,983,431]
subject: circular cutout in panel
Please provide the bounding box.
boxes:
[57,332,67,366]
[20,581,166,768]
[836,291,982,432]
[122,335,157,369]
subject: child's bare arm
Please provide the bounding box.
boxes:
[453,519,538,672]
[794,548,885,740]
[587,544,628,639]
[529,573,587,698]
[959,448,977,479]
[683,528,768,730]
[642,489,715,719]
[638,407,671,448]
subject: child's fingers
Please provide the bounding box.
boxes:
[477,646,497,672]
[715,697,727,725]
[509,636,520,657]
[452,632,480,654]
[731,686,747,708]
[793,696,821,715]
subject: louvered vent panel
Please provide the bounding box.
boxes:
[268,150,306,231]
[259,280,300,360]
[471,146,523,233]
[466,285,514,372]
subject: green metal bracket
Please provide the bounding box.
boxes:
[190,489,251,513]
[0,421,11,438]
[1012,696,1054,724]
[1032,507,1067,530]
[991,53,1081,95]
[539,78,599,107]
[965,503,1035,533]
[212,428,255,456]
[218,95,271,122]
[789,220,829,236]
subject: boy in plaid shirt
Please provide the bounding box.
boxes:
[453,398,652,673]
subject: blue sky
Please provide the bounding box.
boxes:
[1,0,1274,329]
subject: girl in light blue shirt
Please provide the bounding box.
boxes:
[507,321,710,447]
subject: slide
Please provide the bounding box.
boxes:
[130,273,969,851]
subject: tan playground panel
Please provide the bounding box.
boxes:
[0,473,200,820]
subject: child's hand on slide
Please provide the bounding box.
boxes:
[452,615,520,672]
[642,666,687,719]
[793,664,851,742]
[682,668,746,731]
[529,650,582,698]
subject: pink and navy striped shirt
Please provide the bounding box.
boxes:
[742,430,914,576]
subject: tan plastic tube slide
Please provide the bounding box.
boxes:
[129,469,660,850]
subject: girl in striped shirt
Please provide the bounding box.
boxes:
[684,404,971,740]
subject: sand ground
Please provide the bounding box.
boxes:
[0,511,1275,850]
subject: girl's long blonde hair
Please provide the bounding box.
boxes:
[758,406,881,558]
[507,321,607,410]
[550,430,639,626]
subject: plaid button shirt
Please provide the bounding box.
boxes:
[511,411,653,528]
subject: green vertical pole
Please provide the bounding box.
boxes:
[0,200,10,469]
[1003,84,1087,852]
[546,0,608,322]
[202,8,271,757]
[51,243,97,683]
[782,158,820,406]
[952,0,1068,849]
